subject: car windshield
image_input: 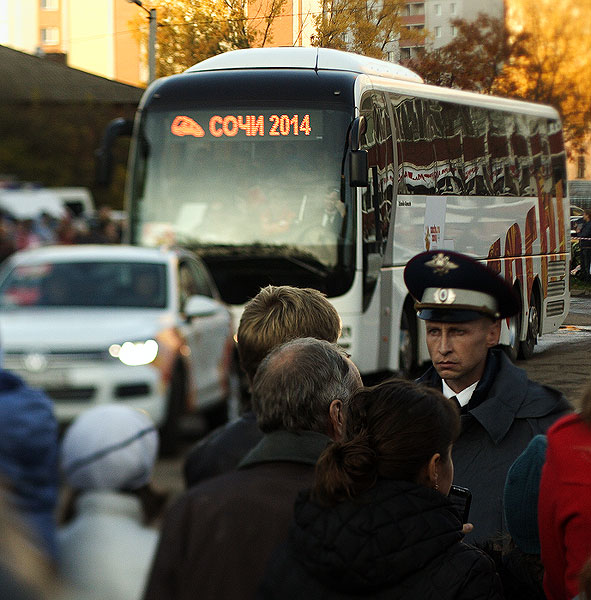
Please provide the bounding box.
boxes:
[0,261,167,309]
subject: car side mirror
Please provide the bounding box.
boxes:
[183,295,219,319]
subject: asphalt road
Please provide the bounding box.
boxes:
[516,294,591,403]
[154,294,591,497]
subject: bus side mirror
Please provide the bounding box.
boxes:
[95,118,134,186]
[350,150,368,187]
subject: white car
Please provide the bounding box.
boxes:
[0,245,237,453]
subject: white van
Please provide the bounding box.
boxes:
[0,187,95,220]
[49,187,95,218]
[0,189,66,220]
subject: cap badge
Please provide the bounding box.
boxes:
[433,288,456,304]
[425,253,459,275]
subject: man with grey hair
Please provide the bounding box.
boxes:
[183,284,343,487]
[144,338,361,600]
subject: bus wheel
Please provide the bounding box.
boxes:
[399,306,417,379]
[519,289,540,360]
[505,287,522,362]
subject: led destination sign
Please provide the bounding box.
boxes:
[170,111,323,141]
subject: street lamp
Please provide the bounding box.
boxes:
[128,0,157,84]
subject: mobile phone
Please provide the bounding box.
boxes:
[449,485,472,523]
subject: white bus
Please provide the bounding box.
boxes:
[99,47,570,377]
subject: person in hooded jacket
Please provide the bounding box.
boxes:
[258,378,503,600]
[0,364,59,562]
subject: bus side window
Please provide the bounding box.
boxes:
[360,93,393,311]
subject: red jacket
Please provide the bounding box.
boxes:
[539,413,591,600]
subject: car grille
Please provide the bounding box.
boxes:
[46,387,96,402]
[115,383,151,398]
[3,351,109,370]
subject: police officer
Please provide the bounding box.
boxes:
[404,250,571,545]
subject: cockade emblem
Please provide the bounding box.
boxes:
[424,253,459,276]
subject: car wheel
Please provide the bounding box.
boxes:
[159,363,185,457]
[519,289,540,360]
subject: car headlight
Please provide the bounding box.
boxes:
[109,340,159,366]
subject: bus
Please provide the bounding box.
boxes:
[98,47,570,377]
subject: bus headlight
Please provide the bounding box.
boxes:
[109,340,159,366]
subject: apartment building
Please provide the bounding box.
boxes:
[1,0,144,86]
[248,0,320,47]
[0,0,323,87]
[399,0,504,60]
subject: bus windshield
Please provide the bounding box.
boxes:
[130,106,356,303]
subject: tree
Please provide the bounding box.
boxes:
[495,0,591,149]
[406,3,591,147]
[312,0,420,60]
[405,14,526,94]
[134,0,286,78]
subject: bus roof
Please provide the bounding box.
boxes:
[185,47,424,84]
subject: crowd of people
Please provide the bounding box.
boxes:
[0,249,590,600]
[0,205,123,264]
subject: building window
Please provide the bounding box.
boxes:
[41,0,58,9]
[450,25,457,37]
[405,2,425,16]
[41,27,59,45]
[400,47,411,60]
[434,3,441,15]
[435,26,442,37]
[578,155,586,179]
[450,2,456,14]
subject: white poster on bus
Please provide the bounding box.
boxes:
[423,197,446,251]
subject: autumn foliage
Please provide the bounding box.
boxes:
[405,1,591,148]
[133,0,287,78]
[311,0,420,59]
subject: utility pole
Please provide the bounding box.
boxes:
[128,0,157,84]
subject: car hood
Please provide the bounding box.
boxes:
[0,309,176,351]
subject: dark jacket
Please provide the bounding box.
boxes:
[143,430,331,600]
[417,348,570,545]
[482,540,545,600]
[183,410,263,487]
[0,369,58,561]
[577,218,591,249]
[259,479,503,600]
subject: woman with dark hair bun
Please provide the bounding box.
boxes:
[259,378,503,600]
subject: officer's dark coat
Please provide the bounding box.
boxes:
[417,348,571,545]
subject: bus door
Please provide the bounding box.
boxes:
[358,91,397,373]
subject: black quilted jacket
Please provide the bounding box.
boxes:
[259,479,504,599]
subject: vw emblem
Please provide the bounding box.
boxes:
[24,353,48,372]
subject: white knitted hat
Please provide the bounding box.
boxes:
[60,404,159,491]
